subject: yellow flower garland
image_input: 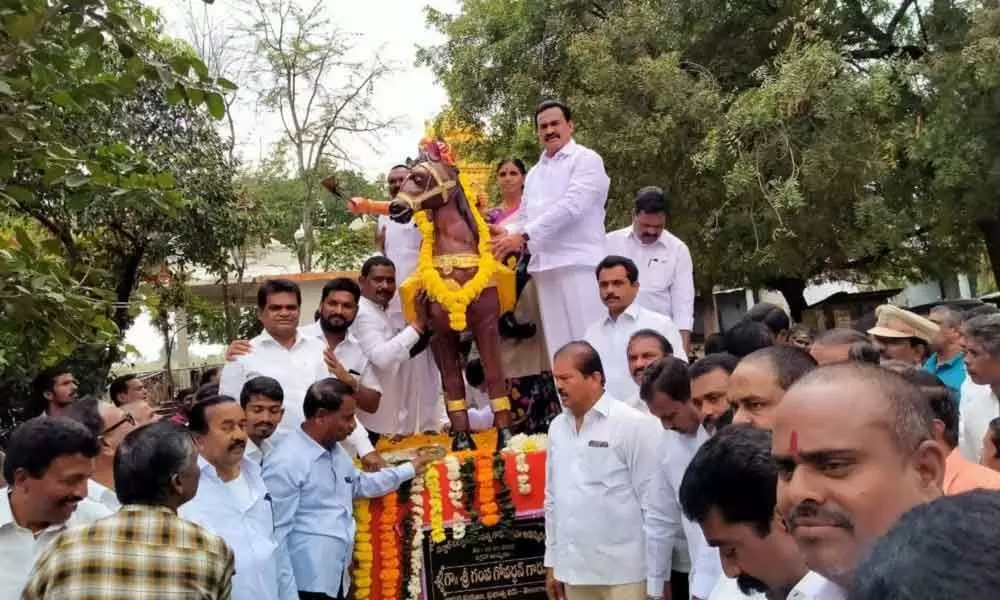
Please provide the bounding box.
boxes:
[425,466,447,543]
[413,190,497,331]
[353,499,374,599]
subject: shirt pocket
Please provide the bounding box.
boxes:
[643,256,673,290]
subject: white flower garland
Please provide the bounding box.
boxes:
[503,434,546,496]
[407,474,425,599]
[515,452,531,495]
[443,455,466,539]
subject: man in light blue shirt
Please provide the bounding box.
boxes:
[181,395,296,600]
[263,378,428,600]
[925,305,967,402]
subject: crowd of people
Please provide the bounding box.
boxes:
[1,99,999,600]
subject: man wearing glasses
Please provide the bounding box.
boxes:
[64,396,137,512]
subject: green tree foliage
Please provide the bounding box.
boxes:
[0,0,240,431]
[422,0,1000,317]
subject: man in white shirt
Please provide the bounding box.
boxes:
[492,100,609,360]
[729,346,816,431]
[584,255,687,402]
[64,396,136,512]
[544,341,671,600]
[263,379,427,600]
[689,353,740,435]
[376,164,422,314]
[606,186,695,351]
[957,314,1000,461]
[623,329,674,411]
[353,256,441,437]
[772,364,944,596]
[219,279,376,463]
[640,357,723,600]
[182,395,296,600]
[239,376,284,465]
[0,417,111,597]
[679,425,827,600]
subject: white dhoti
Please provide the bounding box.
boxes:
[532,265,605,362]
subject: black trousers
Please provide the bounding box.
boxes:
[670,570,690,600]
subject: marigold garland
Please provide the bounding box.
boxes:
[425,466,446,543]
[476,454,500,527]
[379,494,401,600]
[353,500,374,600]
[413,200,497,331]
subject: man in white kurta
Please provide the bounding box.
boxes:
[584,255,687,402]
[377,164,422,316]
[493,101,609,361]
[605,186,695,350]
[544,342,672,600]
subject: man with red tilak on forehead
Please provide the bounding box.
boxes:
[770,363,945,599]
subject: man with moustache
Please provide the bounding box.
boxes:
[771,364,945,597]
[64,396,137,511]
[375,165,421,293]
[544,342,671,600]
[729,346,816,431]
[680,425,824,600]
[584,255,687,403]
[220,279,377,463]
[641,357,723,600]
[228,278,384,468]
[31,365,78,417]
[606,187,695,352]
[689,354,739,435]
[623,329,674,411]
[182,395,296,600]
[957,314,1000,461]
[240,376,284,464]
[0,417,111,597]
[492,100,610,359]
[353,256,440,438]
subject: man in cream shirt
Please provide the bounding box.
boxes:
[544,341,672,600]
[492,100,610,360]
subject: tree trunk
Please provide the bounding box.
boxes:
[979,218,1000,291]
[104,248,145,370]
[221,273,234,343]
[766,276,808,322]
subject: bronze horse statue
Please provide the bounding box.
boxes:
[341,139,516,451]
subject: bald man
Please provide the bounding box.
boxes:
[808,329,869,366]
[729,346,817,431]
[771,364,945,597]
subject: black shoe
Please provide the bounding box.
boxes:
[496,427,514,453]
[451,430,477,452]
[498,312,536,340]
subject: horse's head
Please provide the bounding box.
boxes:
[389,138,461,223]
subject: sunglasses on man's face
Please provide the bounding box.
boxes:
[101,413,136,437]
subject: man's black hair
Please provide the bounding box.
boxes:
[198,367,220,387]
[361,255,395,278]
[256,278,301,309]
[640,357,691,404]
[108,374,137,406]
[62,395,104,438]
[31,364,72,406]
[989,417,1000,459]
[114,420,196,506]
[723,321,775,358]
[813,328,869,346]
[465,358,485,388]
[679,425,777,536]
[689,353,739,380]
[187,395,238,435]
[240,376,284,409]
[195,383,220,402]
[303,378,354,419]
[389,164,410,172]
[629,329,673,357]
[320,277,361,305]
[897,368,959,449]
[595,255,639,284]
[746,302,791,337]
[553,341,605,385]
[704,333,727,354]
[740,346,818,390]
[634,186,669,216]
[851,490,1000,600]
[534,99,572,124]
[3,417,98,485]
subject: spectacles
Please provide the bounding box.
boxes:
[101,413,136,437]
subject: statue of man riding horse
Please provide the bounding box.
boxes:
[340,139,518,451]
